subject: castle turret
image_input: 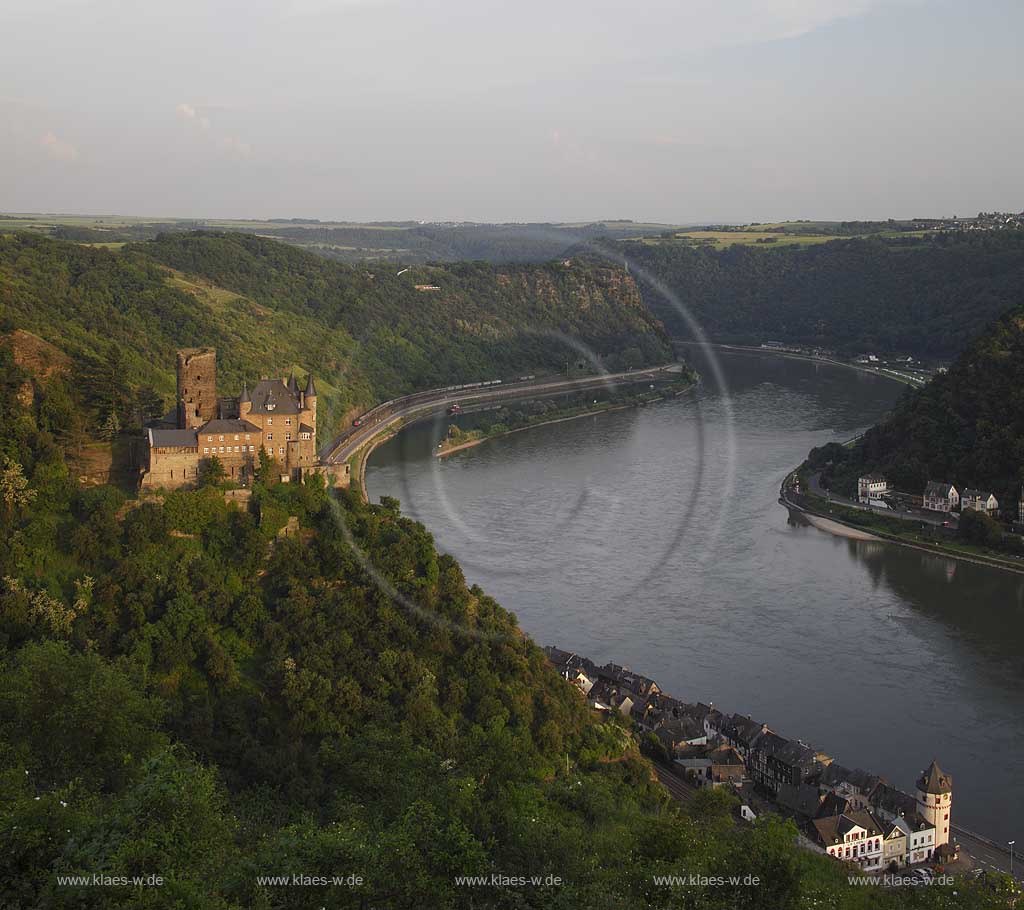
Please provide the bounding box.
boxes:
[176,348,217,429]
[239,381,251,419]
[304,373,317,430]
[915,760,952,848]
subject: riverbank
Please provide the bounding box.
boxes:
[780,484,1024,576]
[676,341,931,388]
[437,406,631,457]
[436,381,693,458]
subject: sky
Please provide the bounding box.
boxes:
[2,0,1022,223]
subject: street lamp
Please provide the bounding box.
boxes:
[1009,840,1016,877]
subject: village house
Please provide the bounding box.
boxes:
[749,733,823,796]
[777,782,824,818]
[820,764,882,801]
[923,481,959,513]
[883,817,910,869]
[960,488,999,516]
[675,744,746,788]
[597,662,661,700]
[653,715,707,754]
[143,348,347,490]
[587,678,635,718]
[857,474,890,504]
[811,810,887,871]
[716,713,769,759]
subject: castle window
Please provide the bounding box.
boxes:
[208,436,213,442]
[204,447,209,454]
[267,433,273,441]
[286,433,292,441]
[219,435,224,442]
[279,447,284,456]
[285,418,292,425]
[267,418,273,425]
[245,434,250,441]
[234,434,239,441]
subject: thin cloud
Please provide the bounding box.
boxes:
[39,130,78,163]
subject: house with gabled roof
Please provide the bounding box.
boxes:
[923,481,959,513]
[961,488,999,516]
[811,809,886,871]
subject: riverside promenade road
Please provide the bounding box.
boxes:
[806,472,954,529]
[322,365,684,467]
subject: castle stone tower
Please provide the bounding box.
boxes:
[304,373,317,430]
[915,759,952,848]
[176,348,218,429]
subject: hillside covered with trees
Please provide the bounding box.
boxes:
[2,336,1017,908]
[812,299,1024,517]
[0,232,671,441]
[619,231,1024,358]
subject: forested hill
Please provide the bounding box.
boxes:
[0,231,671,439]
[619,231,1024,358]
[2,347,1014,908]
[813,300,1024,508]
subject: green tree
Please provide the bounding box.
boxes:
[199,455,226,488]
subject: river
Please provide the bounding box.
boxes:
[366,346,1024,842]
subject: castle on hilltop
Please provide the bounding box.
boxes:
[142,348,346,490]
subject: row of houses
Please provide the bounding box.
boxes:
[858,475,1000,516]
[544,646,956,873]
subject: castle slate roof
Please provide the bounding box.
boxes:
[199,419,262,435]
[917,760,953,795]
[305,373,317,396]
[149,428,199,449]
[248,379,303,415]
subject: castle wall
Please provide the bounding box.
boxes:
[143,446,200,489]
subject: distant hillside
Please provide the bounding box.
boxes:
[0,232,671,439]
[619,231,1024,358]
[814,301,1024,508]
[1,214,677,264]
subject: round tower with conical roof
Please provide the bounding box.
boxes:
[239,381,251,419]
[915,759,952,848]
